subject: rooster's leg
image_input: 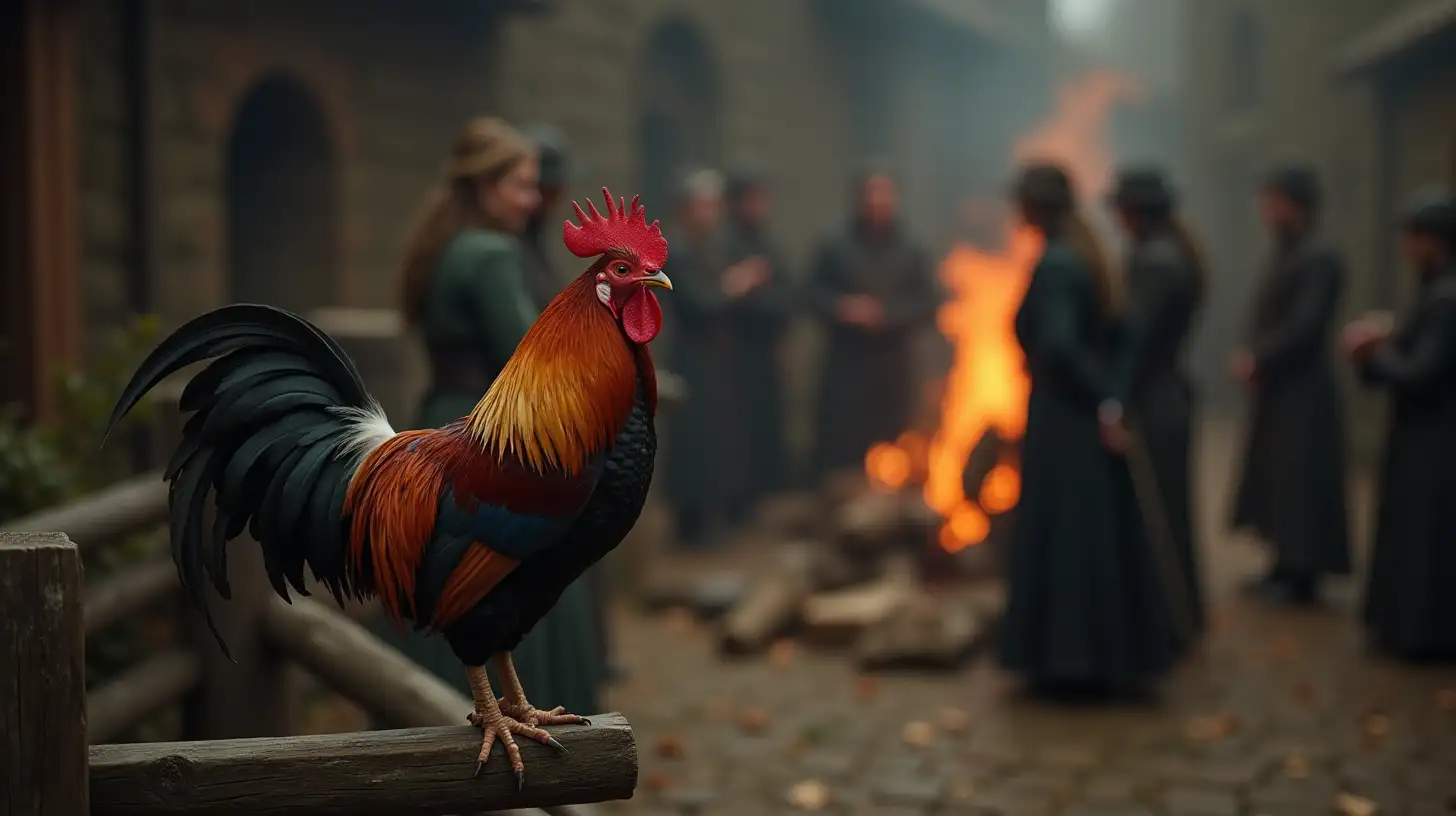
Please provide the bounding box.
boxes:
[492,653,591,726]
[465,665,566,787]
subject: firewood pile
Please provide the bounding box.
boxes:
[644,474,1007,671]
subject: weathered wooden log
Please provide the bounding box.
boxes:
[856,594,988,670]
[641,571,749,619]
[84,555,176,634]
[1,532,89,816]
[801,556,917,646]
[720,544,816,654]
[88,715,638,816]
[88,649,201,744]
[1,471,166,550]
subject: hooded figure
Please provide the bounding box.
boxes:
[805,166,939,481]
[1347,189,1456,659]
[998,163,1178,692]
[722,164,794,499]
[1229,164,1352,604]
[1107,166,1208,636]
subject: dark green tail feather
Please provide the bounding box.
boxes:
[106,304,380,658]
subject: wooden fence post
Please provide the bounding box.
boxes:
[1,532,88,815]
[182,534,293,739]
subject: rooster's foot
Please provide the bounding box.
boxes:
[499,698,590,728]
[468,707,568,787]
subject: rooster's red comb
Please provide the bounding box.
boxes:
[562,187,668,269]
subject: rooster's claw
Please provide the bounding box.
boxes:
[515,770,526,791]
[546,736,568,753]
[473,760,485,779]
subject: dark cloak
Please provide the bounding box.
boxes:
[1230,230,1352,578]
[1361,269,1456,658]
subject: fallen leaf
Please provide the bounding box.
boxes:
[902,720,935,747]
[1283,752,1309,779]
[1183,714,1239,742]
[654,735,686,759]
[949,779,976,799]
[769,638,797,666]
[739,707,770,734]
[1334,791,1378,816]
[939,707,971,733]
[854,675,879,700]
[1436,688,1456,712]
[786,778,832,810]
[646,771,673,791]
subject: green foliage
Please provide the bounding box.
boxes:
[0,315,175,741]
[0,316,160,522]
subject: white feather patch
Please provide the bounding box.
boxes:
[330,401,397,463]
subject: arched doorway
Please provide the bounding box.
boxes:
[225,74,339,311]
[636,19,723,217]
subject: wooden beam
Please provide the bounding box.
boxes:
[87,650,201,744]
[88,715,638,815]
[1,532,89,815]
[1,471,168,551]
[84,556,177,635]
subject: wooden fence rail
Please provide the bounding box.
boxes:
[1,521,637,814]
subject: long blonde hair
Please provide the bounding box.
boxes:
[401,117,535,325]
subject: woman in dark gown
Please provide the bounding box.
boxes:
[998,163,1177,692]
[1107,167,1208,637]
[1344,190,1456,661]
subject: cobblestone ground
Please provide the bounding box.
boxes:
[600,424,1456,816]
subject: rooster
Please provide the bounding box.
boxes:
[106,188,671,784]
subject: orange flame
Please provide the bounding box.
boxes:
[863,70,1141,552]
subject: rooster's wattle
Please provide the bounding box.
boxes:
[106,188,671,783]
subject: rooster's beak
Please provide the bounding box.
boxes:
[640,270,672,290]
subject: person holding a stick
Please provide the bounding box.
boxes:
[1344,189,1456,661]
[997,162,1179,695]
[1106,167,1209,640]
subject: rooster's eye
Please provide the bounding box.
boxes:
[613,264,630,276]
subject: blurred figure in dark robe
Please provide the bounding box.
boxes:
[1107,167,1208,637]
[1229,165,1351,604]
[806,167,939,482]
[723,166,794,502]
[661,169,756,545]
[519,123,576,309]
[998,163,1177,694]
[1344,189,1456,660]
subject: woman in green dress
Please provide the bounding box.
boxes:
[376,116,604,715]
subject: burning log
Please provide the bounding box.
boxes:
[719,544,817,655]
[856,593,990,671]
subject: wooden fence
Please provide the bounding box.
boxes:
[0,474,638,816]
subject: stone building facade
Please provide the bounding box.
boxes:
[0,0,1054,422]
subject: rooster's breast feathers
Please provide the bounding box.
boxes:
[344,420,607,631]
